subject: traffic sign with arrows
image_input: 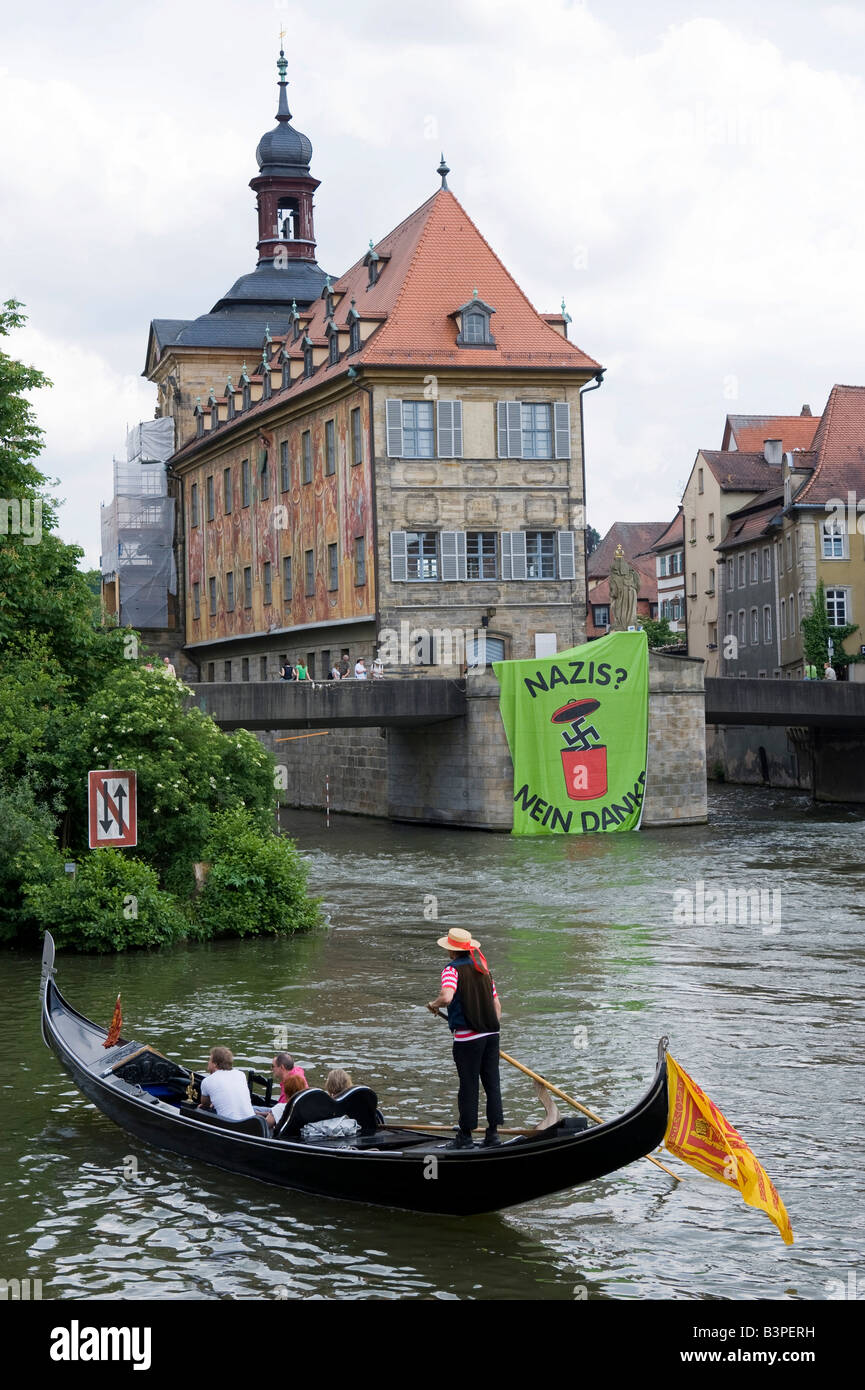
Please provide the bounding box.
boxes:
[88,770,137,848]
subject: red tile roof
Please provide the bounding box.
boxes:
[173,189,601,464]
[699,450,780,492]
[723,414,821,453]
[716,502,781,551]
[650,508,684,552]
[795,385,865,505]
[587,521,669,580]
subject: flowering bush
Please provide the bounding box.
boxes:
[193,807,322,939]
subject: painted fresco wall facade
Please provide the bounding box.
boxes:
[182,386,375,675]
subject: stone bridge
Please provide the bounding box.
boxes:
[705,676,865,730]
[186,677,467,731]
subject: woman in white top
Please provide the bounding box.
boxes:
[372,656,384,679]
[354,659,367,680]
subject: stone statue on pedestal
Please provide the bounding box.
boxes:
[609,545,640,630]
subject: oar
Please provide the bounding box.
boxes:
[498,1048,680,1182]
[434,1010,680,1183]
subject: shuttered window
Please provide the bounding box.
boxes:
[554,402,571,458]
[439,531,467,581]
[437,401,463,458]
[557,530,576,580]
[501,531,527,580]
[497,401,571,458]
[325,419,336,475]
[386,399,403,457]
[526,532,556,579]
[497,402,522,458]
[390,531,408,581]
[390,531,439,580]
[466,532,497,579]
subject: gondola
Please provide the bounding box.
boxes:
[39,933,670,1216]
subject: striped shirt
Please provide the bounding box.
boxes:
[441,964,498,1042]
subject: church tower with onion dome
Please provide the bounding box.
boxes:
[144,49,329,448]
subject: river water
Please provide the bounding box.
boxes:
[3,785,863,1301]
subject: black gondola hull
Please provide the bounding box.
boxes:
[40,935,671,1216]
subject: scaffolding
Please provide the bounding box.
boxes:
[101,418,177,629]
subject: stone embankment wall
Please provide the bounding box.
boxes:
[261,650,707,830]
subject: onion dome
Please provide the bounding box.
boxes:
[255,49,313,176]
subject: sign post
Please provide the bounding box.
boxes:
[88,770,138,849]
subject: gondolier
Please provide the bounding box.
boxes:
[427,927,504,1148]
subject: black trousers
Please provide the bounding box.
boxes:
[452,1034,504,1134]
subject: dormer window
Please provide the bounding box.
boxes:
[225,379,236,419]
[194,399,204,439]
[454,293,496,348]
[240,366,251,412]
[303,337,314,379]
[321,276,335,320]
[279,347,291,391]
[260,353,272,399]
[365,240,380,287]
[329,333,339,366]
[463,311,488,343]
[350,319,361,354]
[208,390,219,431]
[289,299,302,343]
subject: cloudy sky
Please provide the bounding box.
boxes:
[5,0,865,565]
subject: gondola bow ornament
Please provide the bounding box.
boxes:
[664,1053,793,1244]
[103,994,122,1049]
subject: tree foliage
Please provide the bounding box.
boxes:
[801,579,861,674]
[638,615,681,649]
[0,306,321,950]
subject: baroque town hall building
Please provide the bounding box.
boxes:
[139,52,601,680]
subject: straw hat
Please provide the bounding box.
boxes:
[437,927,481,951]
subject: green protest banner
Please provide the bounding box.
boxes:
[493,630,649,835]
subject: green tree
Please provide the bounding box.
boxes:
[801,579,861,675]
[50,663,276,876]
[194,807,322,939]
[638,615,680,648]
[585,525,601,557]
[0,299,56,527]
[25,849,189,952]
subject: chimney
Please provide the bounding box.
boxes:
[800,404,812,417]
[763,438,783,466]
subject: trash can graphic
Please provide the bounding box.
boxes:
[551,698,608,802]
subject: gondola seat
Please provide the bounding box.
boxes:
[179,1102,269,1138]
[274,1085,380,1139]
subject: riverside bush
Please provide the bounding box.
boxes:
[194,807,322,939]
[26,849,189,952]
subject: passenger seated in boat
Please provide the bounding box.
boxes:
[274,1051,308,1100]
[265,1072,307,1131]
[199,1047,256,1122]
[324,1068,352,1098]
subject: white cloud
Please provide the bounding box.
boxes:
[4,0,865,556]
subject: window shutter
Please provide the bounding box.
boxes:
[440,531,460,581]
[455,530,467,580]
[437,401,463,458]
[497,402,509,459]
[386,399,403,457]
[501,531,513,580]
[502,531,527,580]
[498,402,521,458]
[554,402,571,458]
[557,530,576,580]
[390,531,408,581]
[510,530,527,579]
[507,402,522,457]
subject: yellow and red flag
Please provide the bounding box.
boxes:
[665,1052,793,1245]
[103,994,123,1049]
